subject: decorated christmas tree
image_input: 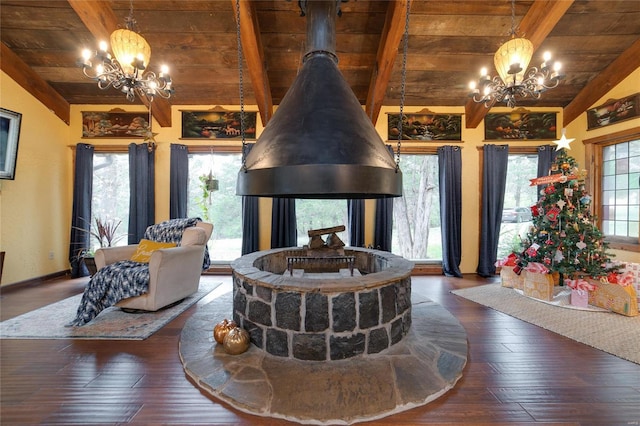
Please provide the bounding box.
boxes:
[519,147,619,280]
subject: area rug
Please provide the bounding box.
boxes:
[0,280,221,340]
[451,283,640,365]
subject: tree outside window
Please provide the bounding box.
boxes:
[392,154,441,260]
[188,153,243,261]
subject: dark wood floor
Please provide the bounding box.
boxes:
[2,274,639,425]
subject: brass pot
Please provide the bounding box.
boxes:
[223,327,250,355]
[213,319,237,344]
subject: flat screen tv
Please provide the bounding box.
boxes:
[0,108,22,180]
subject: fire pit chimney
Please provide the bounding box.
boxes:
[236,0,402,199]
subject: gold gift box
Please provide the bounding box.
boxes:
[587,278,638,317]
[523,270,556,301]
[500,266,524,290]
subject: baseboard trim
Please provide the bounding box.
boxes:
[0,270,70,293]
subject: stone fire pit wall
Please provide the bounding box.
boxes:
[230,247,414,361]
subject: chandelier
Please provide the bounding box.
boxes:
[79,1,173,102]
[468,0,564,108]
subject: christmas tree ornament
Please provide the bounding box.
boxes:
[576,241,587,250]
[556,199,566,210]
[553,128,575,151]
[554,250,564,262]
[544,185,556,194]
[564,188,573,197]
[561,162,570,170]
[580,195,591,205]
[546,206,560,221]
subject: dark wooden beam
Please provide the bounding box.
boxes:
[563,38,640,128]
[365,0,411,124]
[0,43,70,124]
[464,0,573,128]
[67,0,172,127]
[234,0,273,126]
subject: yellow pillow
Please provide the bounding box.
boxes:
[130,239,177,263]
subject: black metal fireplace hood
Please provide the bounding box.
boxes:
[236,0,402,199]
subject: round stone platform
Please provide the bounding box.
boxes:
[179,288,468,425]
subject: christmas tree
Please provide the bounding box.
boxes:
[518,148,619,280]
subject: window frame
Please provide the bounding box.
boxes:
[584,126,640,252]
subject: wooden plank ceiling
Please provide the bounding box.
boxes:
[1,0,639,128]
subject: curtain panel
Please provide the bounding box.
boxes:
[128,144,156,244]
[477,144,509,277]
[347,199,365,247]
[438,146,463,277]
[271,198,297,248]
[169,144,189,219]
[69,143,94,278]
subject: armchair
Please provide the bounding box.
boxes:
[94,220,213,312]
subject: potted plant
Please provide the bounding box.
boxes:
[75,217,127,275]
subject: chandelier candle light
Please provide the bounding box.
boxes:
[79,1,173,102]
[469,0,565,108]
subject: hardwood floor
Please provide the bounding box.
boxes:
[1,274,639,425]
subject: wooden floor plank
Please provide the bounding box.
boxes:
[2,274,639,425]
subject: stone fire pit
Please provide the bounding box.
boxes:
[231,247,414,361]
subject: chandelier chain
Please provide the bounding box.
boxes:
[396,0,410,172]
[236,0,247,172]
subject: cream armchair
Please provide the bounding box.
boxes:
[94,221,213,312]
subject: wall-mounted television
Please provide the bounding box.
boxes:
[0,108,22,180]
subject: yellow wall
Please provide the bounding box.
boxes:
[565,67,640,264]
[1,67,638,284]
[0,71,71,285]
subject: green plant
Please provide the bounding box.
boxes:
[75,216,127,251]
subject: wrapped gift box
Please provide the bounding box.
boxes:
[612,261,640,306]
[570,289,589,307]
[587,278,638,317]
[500,266,523,289]
[523,270,555,301]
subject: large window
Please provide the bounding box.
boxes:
[601,139,639,242]
[392,154,441,261]
[188,152,243,261]
[91,152,129,251]
[497,154,538,259]
[585,127,640,252]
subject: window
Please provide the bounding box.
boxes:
[188,152,243,261]
[296,200,348,247]
[497,154,538,259]
[392,154,441,261]
[601,139,639,243]
[585,127,640,251]
[91,153,129,251]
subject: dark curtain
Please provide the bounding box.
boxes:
[241,143,260,254]
[271,198,297,248]
[438,145,463,277]
[373,197,393,251]
[169,143,189,219]
[69,144,94,278]
[537,144,559,200]
[347,199,365,247]
[477,144,509,277]
[373,145,396,252]
[242,196,260,254]
[128,143,156,244]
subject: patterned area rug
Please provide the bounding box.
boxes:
[0,279,221,340]
[452,283,640,365]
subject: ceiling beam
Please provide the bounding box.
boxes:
[365,0,411,125]
[464,0,573,129]
[1,43,70,124]
[563,38,640,128]
[67,0,172,127]
[234,0,273,126]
